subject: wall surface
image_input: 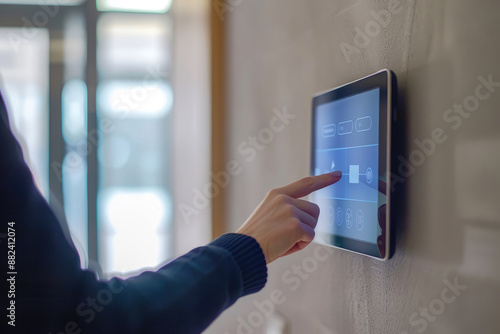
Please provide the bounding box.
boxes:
[206,0,500,333]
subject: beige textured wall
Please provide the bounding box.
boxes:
[206,0,500,333]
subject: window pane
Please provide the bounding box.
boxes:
[62,80,88,145]
[96,13,173,277]
[97,0,173,13]
[99,187,172,275]
[97,80,173,118]
[62,80,88,268]
[0,27,49,199]
[62,152,88,268]
[97,13,171,77]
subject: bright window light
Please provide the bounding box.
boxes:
[103,188,170,233]
[97,80,173,118]
[99,187,172,275]
[97,0,173,13]
[0,28,49,198]
[97,13,171,77]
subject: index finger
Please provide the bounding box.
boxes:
[277,171,342,198]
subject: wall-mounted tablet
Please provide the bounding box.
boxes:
[310,69,397,260]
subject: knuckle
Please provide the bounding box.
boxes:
[267,188,278,197]
[288,217,301,229]
[275,193,290,205]
[286,204,296,216]
[280,203,295,216]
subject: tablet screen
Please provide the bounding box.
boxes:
[311,71,391,259]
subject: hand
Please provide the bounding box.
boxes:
[236,171,342,264]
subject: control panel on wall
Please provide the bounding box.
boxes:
[310,69,397,260]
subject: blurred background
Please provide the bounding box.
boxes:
[0,0,215,279]
[1,0,500,333]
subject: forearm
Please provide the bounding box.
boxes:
[87,235,267,333]
[1,95,267,333]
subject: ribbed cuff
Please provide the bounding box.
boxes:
[210,233,267,296]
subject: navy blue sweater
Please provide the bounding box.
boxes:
[0,92,267,333]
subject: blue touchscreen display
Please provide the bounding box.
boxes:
[313,88,381,246]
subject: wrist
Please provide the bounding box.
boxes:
[209,233,268,296]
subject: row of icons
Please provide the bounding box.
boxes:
[329,207,364,231]
[321,116,372,138]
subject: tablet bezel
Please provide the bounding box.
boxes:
[310,69,394,260]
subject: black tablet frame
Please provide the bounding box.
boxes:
[311,69,396,260]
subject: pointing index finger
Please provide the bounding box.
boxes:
[278,171,342,199]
